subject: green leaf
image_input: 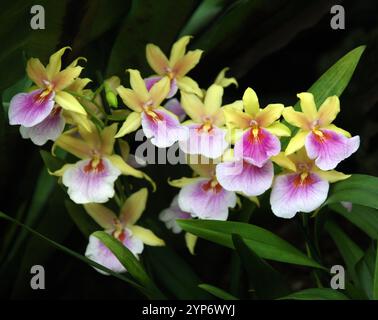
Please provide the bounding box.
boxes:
[355,245,376,300]
[279,288,349,300]
[177,219,323,269]
[325,220,363,284]
[329,203,378,239]
[232,234,290,299]
[40,150,66,173]
[92,231,164,299]
[374,245,378,300]
[326,174,378,210]
[198,284,238,300]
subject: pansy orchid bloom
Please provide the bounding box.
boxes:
[269,149,350,219]
[115,69,188,148]
[53,123,153,204]
[84,188,164,274]
[145,36,203,98]
[9,47,87,130]
[179,84,230,159]
[223,88,290,167]
[170,159,237,221]
[282,92,360,170]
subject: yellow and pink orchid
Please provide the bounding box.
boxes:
[283,92,360,170]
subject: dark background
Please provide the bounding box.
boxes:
[0,0,377,299]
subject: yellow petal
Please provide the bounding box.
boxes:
[49,163,74,176]
[120,188,148,225]
[64,111,93,132]
[129,225,165,246]
[68,56,87,68]
[174,49,203,78]
[26,58,47,87]
[243,87,259,117]
[204,84,223,115]
[248,196,260,207]
[180,91,204,122]
[297,92,318,120]
[146,44,169,75]
[285,130,308,155]
[67,77,92,93]
[83,203,117,229]
[271,152,297,172]
[127,69,150,101]
[149,76,170,107]
[46,47,71,79]
[169,35,192,66]
[177,76,203,97]
[282,106,310,129]
[265,121,291,137]
[214,67,238,88]
[115,112,142,138]
[315,170,351,183]
[168,177,202,188]
[54,134,92,159]
[52,66,83,91]
[119,139,131,161]
[317,96,340,126]
[55,91,86,115]
[100,124,118,156]
[185,232,197,255]
[256,103,284,127]
[222,100,243,111]
[189,161,216,178]
[116,86,143,112]
[324,124,351,138]
[222,107,251,129]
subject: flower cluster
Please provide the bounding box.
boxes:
[8,37,359,272]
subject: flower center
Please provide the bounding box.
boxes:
[293,172,313,187]
[84,157,105,173]
[165,67,175,80]
[33,88,53,104]
[198,117,213,133]
[112,220,126,242]
[145,110,163,123]
[202,179,222,193]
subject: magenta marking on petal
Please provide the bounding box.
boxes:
[234,128,280,168]
[144,76,162,91]
[164,98,186,121]
[167,78,178,98]
[305,130,360,170]
[8,89,55,127]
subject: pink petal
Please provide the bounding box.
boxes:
[62,158,121,204]
[234,128,281,167]
[216,160,274,196]
[159,195,191,234]
[9,89,55,127]
[178,178,236,220]
[85,228,143,275]
[179,124,229,159]
[164,98,186,121]
[144,76,178,98]
[305,129,360,170]
[270,172,329,219]
[141,108,188,148]
[19,106,65,146]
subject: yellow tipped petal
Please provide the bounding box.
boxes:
[49,163,74,177]
[68,56,87,68]
[315,170,351,183]
[149,76,170,106]
[168,177,202,188]
[146,44,169,75]
[46,47,71,79]
[55,133,92,159]
[26,58,47,87]
[282,106,310,129]
[174,49,203,78]
[243,87,259,117]
[323,124,351,138]
[170,35,192,66]
[271,152,297,172]
[222,107,251,129]
[100,124,118,156]
[256,103,284,127]
[180,91,204,122]
[285,130,308,155]
[177,76,203,97]
[83,203,117,229]
[317,96,340,126]
[55,91,86,115]
[214,67,238,88]
[115,112,142,138]
[120,188,148,225]
[297,92,318,120]
[129,225,165,246]
[64,111,93,132]
[53,66,83,91]
[222,100,243,111]
[204,84,224,116]
[185,232,197,255]
[116,86,143,112]
[127,69,150,101]
[67,78,92,93]
[265,121,291,137]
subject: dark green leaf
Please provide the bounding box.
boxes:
[355,245,376,300]
[198,284,238,300]
[279,288,349,300]
[374,245,378,300]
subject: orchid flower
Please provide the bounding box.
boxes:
[282,92,360,170]
[84,188,164,274]
[52,123,153,204]
[9,47,87,130]
[164,98,186,121]
[115,69,188,148]
[213,67,238,89]
[145,36,203,98]
[223,87,290,167]
[170,160,237,221]
[269,148,351,219]
[179,84,230,159]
